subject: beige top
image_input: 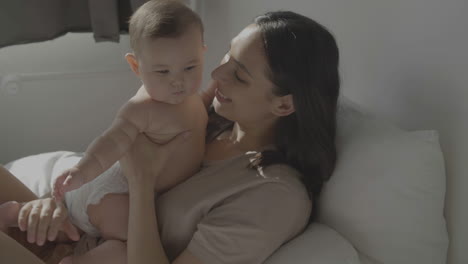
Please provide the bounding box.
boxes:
[156,151,312,264]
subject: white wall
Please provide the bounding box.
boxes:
[0,0,202,164]
[200,0,467,263]
[0,33,140,163]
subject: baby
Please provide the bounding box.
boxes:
[0,0,207,263]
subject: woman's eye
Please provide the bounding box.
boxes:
[234,71,246,84]
[185,65,196,71]
[155,70,169,74]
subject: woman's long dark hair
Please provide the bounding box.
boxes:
[207,11,340,222]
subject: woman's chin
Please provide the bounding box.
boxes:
[213,98,221,110]
[213,100,226,115]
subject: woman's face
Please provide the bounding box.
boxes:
[211,24,277,125]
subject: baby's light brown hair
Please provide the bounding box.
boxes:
[129,0,204,55]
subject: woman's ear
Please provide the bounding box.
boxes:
[125,53,140,76]
[271,94,295,117]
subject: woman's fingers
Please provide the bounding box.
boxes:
[35,202,54,246]
[47,201,80,242]
[17,202,32,231]
[47,201,66,241]
[27,204,42,243]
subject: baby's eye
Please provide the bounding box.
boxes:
[185,65,197,71]
[155,70,169,74]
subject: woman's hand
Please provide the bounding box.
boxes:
[120,131,191,188]
[17,198,80,246]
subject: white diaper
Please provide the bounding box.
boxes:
[63,159,129,237]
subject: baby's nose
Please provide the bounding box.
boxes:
[171,74,184,87]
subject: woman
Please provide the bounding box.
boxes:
[0,11,339,264]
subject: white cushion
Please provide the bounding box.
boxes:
[318,98,449,264]
[5,151,78,197]
[265,223,360,264]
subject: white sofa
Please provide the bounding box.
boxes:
[266,99,449,264]
[6,99,449,264]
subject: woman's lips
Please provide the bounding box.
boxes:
[215,88,232,103]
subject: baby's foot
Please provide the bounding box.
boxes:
[0,201,21,233]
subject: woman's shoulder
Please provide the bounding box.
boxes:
[257,162,308,195]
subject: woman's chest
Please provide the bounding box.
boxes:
[154,156,266,259]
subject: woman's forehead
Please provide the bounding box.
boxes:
[232,24,262,50]
[231,25,267,76]
[235,24,259,40]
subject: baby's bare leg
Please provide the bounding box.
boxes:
[87,193,129,241]
[61,193,129,263]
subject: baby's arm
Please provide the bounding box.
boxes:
[79,99,148,178]
[54,98,149,198]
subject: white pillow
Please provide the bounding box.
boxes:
[317,99,449,264]
[265,223,361,264]
[5,151,81,197]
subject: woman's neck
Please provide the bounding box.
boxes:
[223,122,275,152]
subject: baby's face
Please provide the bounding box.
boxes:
[136,25,205,104]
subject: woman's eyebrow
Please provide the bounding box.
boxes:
[230,40,253,78]
[232,57,253,78]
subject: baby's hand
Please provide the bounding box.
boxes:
[52,167,83,201]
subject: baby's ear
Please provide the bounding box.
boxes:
[125,53,140,76]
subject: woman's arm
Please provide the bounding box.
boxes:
[127,180,168,264]
[126,183,203,264]
[0,165,79,242]
[0,231,44,264]
[120,133,203,264]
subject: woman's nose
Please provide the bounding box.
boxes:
[211,62,229,82]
